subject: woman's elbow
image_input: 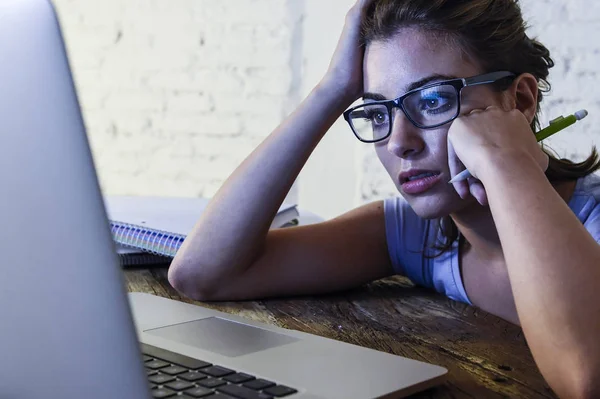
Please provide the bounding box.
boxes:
[167,260,217,302]
[561,383,600,399]
[572,377,600,399]
[553,366,600,399]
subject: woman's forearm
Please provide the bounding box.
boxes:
[168,81,354,295]
[482,154,600,398]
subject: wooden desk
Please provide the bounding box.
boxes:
[125,267,557,399]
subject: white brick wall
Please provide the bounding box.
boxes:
[54,0,302,200]
[54,0,599,218]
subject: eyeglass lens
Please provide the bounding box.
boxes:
[348,84,459,141]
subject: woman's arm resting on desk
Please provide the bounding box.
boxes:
[449,107,600,398]
[192,201,394,301]
[483,157,600,399]
[167,81,394,300]
[467,149,600,399]
[167,0,393,301]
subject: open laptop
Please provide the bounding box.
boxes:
[0,1,447,398]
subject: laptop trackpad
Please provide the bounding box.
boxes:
[145,317,300,358]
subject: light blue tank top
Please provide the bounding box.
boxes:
[384,173,600,305]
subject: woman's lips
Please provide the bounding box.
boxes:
[400,172,442,194]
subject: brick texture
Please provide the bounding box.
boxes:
[54,0,298,198]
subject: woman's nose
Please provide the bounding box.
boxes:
[386,109,425,159]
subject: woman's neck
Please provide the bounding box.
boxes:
[451,203,502,259]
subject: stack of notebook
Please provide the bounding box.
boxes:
[103,196,299,267]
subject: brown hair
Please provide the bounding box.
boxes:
[361,0,600,255]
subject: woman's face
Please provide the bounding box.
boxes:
[364,28,507,219]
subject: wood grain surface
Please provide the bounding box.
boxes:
[125,267,556,398]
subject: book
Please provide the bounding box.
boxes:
[104,196,299,262]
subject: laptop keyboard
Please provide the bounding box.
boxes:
[142,343,298,399]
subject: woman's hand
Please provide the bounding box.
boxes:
[447,106,549,206]
[320,0,374,102]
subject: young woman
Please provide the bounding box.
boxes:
[168,1,600,397]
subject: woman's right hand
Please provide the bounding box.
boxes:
[321,0,374,102]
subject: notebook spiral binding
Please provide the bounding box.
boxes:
[110,221,185,258]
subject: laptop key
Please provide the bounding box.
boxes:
[143,355,154,362]
[179,371,208,382]
[151,387,177,398]
[146,360,171,369]
[198,377,227,388]
[165,379,195,391]
[183,386,214,398]
[243,379,275,390]
[263,385,298,397]
[224,373,255,384]
[218,384,274,399]
[209,394,238,399]
[142,343,212,370]
[147,369,159,376]
[161,365,188,375]
[149,373,176,385]
[202,366,235,377]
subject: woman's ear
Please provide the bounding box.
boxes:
[506,73,538,124]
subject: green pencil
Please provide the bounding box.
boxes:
[535,109,588,141]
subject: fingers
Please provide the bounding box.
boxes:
[467,177,488,206]
[448,121,487,206]
[468,105,499,115]
[357,0,375,8]
[538,150,550,172]
[449,125,488,205]
[350,0,375,17]
[447,135,470,199]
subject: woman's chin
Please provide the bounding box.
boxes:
[403,194,468,220]
[410,205,451,219]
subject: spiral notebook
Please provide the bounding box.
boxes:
[116,245,172,267]
[104,196,299,264]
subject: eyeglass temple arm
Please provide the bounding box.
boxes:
[463,71,515,87]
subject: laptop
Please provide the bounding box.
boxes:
[0,1,447,398]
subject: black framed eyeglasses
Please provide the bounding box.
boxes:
[343,71,516,143]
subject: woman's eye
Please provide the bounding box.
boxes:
[419,95,453,113]
[424,98,440,108]
[421,97,444,109]
[367,111,387,125]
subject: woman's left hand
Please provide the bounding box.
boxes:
[447,106,549,206]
